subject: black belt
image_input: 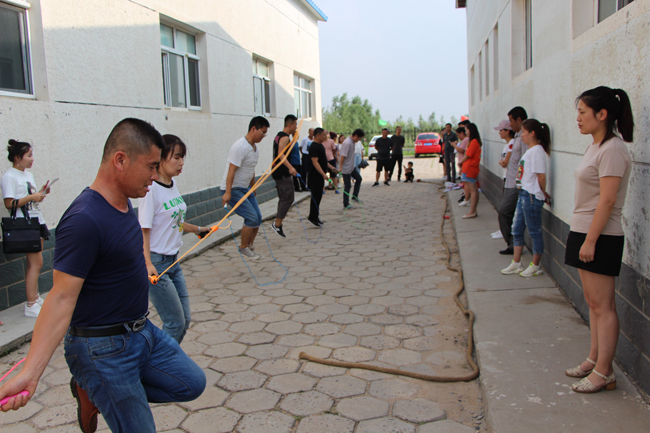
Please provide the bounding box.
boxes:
[69,313,148,337]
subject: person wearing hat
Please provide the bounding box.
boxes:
[491,120,516,239]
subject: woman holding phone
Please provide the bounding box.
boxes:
[1,140,50,318]
[564,87,633,393]
[139,135,208,343]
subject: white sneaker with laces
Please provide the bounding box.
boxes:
[35,294,44,306]
[501,260,525,275]
[520,262,544,278]
[25,302,41,318]
[459,200,470,207]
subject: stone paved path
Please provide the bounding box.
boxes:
[0,157,485,432]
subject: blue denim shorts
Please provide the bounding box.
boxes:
[229,187,262,228]
[461,173,477,183]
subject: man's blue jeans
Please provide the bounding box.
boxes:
[512,189,545,255]
[342,170,362,207]
[148,252,191,343]
[64,320,206,432]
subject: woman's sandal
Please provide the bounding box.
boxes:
[571,369,616,393]
[565,357,596,378]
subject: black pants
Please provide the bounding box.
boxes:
[444,147,456,182]
[498,187,519,248]
[343,170,362,207]
[291,164,304,190]
[301,154,311,187]
[308,177,324,222]
[389,154,403,180]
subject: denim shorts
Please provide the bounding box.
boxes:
[229,187,262,228]
[461,173,477,183]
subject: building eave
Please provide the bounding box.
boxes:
[299,0,328,21]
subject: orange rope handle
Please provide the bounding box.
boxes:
[150,119,304,285]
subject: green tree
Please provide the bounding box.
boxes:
[323,93,382,134]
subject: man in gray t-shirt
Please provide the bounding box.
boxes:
[497,107,528,254]
[340,129,365,209]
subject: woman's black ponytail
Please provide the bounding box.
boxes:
[577,86,634,144]
[7,139,32,163]
[521,119,551,155]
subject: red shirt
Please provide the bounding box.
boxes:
[462,139,481,178]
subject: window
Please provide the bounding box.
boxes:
[598,0,634,22]
[469,66,475,106]
[493,26,499,91]
[525,0,532,70]
[160,23,200,109]
[252,58,271,116]
[485,40,490,96]
[478,51,483,101]
[294,74,312,119]
[0,2,32,95]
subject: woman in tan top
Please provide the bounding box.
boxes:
[564,86,634,394]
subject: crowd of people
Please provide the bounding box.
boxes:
[453,86,634,395]
[0,84,636,430]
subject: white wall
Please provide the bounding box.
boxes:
[0,0,323,226]
[465,0,650,277]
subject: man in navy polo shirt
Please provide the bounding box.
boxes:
[0,119,206,432]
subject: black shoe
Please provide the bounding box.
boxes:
[384,181,390,186]
[372,182,379,187]
[271,222,286,238]
[352,197,361,203]
[499,247,514,255]
[294,188,301,192]
[318,219,324,225]
[308,219,320,227]
[458,194,466,203]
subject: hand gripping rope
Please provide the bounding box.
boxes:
[0,358,28,406]
[149,119,304,285]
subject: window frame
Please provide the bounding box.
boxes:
[598,0,634,23]
[0,0,34,99]
[293,73,313,120]
[160,23,201,110]
[525,0,533,71]
[252,58,271,116]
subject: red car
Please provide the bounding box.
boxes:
[414,133,441,158]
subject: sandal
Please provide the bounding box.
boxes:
[462,213,477,219]
[565,357,596,378]
[571,369,616,393]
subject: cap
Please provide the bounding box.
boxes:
[493,120,512,131]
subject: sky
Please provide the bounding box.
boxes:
[315,0,468,124]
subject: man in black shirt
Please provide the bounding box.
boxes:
[442,123,459,182]
[389,126,405,181]
[373,128,393,186]
[308,128,336,226]
[271,114,298,238]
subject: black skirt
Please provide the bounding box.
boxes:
[564,231,624,276]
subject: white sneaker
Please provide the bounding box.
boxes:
[35,294,44,306]
[501,260,525,275]
[459,200,470,207]
[239,247,261,260]
[491,230,503,239]
[25,302,41,318]
[520,262,544,278]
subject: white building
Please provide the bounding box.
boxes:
[0,0,326,309]
[459,0,650,394]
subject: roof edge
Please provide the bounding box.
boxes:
[299,0,327,21]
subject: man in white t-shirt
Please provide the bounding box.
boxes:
[300,128,314,188]
[221,116,270,259]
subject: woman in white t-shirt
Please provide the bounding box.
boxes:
[501,119,551,278]
[564,87,634,394]
[1,140,50,318]
[139,135,209,343]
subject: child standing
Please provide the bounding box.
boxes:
[1,140,50,318]
[501,119,552,277]
[139,135,208,343]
